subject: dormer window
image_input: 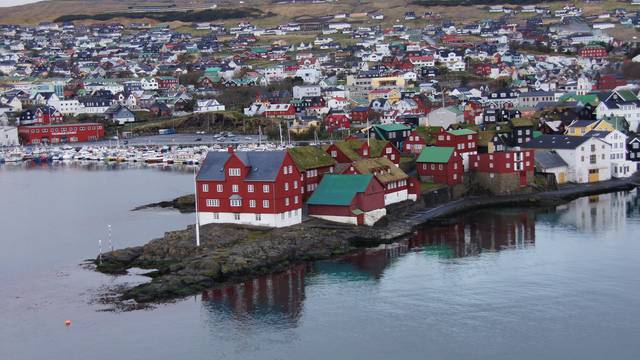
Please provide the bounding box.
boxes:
[228,168,241,176]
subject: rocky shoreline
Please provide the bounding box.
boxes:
[98,175,639,304]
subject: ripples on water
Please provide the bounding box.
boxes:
[1,164,639,360]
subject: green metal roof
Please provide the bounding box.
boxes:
[416,146,455,164]
[447,128,476,136]
[307,174,373,206]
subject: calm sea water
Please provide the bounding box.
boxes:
[1,163,640,360]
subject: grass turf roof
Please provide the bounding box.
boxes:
[334,139,391,160]
[307,174,374,206]
[288,146,336,170]
[352,157,408,184]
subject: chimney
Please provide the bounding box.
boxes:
[227,146,234,153]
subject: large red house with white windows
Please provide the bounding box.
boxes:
[196,148,303,227]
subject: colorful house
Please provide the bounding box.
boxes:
[307,174,386,226]
[196,148,303,228]
[565,119,615,136]
[434,128,478,168]
[346,157,411,205]
[325,139,402,165]
[324,113,351,133]
[264,104,296,119]
[369,123,412,150]
[288,146,337,200]
[469,150,535,193]
[416,146,464,186]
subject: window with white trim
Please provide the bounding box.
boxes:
[263,184,270,193]
[228,168,241,176]
[232,184,239,193]
[216,184,223,192]
[230,199,242,207]
[206,199,220,207]
[263,200,270,208]
[249,200,256,208]
[202,184,209,192]
[247,184,254,192]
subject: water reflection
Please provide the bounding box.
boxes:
[0,160,196,173]
[197,191,640,332]
[312,242,410,280]
[412,209,537,258]
[552,189,638,232]
[201,265,306,326]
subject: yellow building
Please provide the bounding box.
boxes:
[368,88,401,103]
[565,119,614,136]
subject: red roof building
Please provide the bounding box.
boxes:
[325,113,351,133]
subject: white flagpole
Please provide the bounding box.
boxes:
[194,165,200,247]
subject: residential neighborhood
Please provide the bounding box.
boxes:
[4,2,640,359]
[1,3,640,228]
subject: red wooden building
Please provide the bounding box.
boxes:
[474,63,492,77]
[403,130,428,154]
[578,45,608,58]
[156,76,179,90]
[196,148,303,227]
[288,146,337,200]
[324,113,351,133]
[18,106,64,126]
[264,104,296,119]
[350,106,371,124]
[595,74,627,91]
[434,128,478,168]
[416,146,464,185]
[325,139,402,165]
[342,157,411,205]
[469,149,535,193]
[307,174,386,226]
[18,123,104,145]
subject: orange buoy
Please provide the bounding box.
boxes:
[65,320,72,327]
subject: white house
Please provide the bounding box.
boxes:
[522,135,612,183]
[292,85,321,99]
[424,106,463,127]
[195,99,226,113]
[140,78,159,90]
[0,126,19,146]
[585,129,635,178]
[596,101,640,133]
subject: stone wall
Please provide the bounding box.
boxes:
[470,171,534,195]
